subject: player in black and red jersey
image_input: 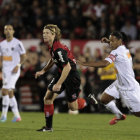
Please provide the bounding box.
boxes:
[35,24,97,132]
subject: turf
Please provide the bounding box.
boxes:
[0,112,140,140]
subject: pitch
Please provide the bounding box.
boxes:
[0,112,139,140]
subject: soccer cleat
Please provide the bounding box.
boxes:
[0,116,7,122]
[37,126,53,132]
[88,94,98,105]
[109,114,126,125]
[12,117,21,122]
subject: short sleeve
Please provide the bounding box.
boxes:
[17,41,26,55]
[54,48,68,67]
[105,50,118,63]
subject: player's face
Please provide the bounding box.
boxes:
[4,25,14,38]
[109,35,122,49]
[43,29,55,43]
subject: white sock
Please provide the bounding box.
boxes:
[9,96,20,118]
[105,100,122,119]
[1,95,10,118]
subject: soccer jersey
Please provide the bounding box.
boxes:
[105,45,139,90]
[48,41,77,72]
[0,37,26,72]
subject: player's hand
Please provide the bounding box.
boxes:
[35,70,45,79]
[101,37,110,43]
[12,66,19,73]
[52,84,61,92]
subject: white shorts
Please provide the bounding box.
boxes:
[104,81,140,112]
[2,69,20,89]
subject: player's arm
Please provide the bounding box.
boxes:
[101,37,110,44]
[78,59,110,68]
[42,58,54,72]
[53,48,71,91]
[19,54,26,66]
[35,58,54,79]
[56,62,71,85]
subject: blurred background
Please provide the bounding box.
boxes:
[0,0,140,114]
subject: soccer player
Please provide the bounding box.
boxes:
[0,25,26,122]
[78,31,140,125]
[35,24,97,132]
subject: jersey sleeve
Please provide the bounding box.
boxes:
[54,48,68,67]
[105,50,118,63]
[17,41,26,55]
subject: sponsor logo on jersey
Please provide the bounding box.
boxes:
[72,93,77,99]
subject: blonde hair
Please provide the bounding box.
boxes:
[4,24,14,29]
[44,24,61,41]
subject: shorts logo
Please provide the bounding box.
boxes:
[72,93,77,99]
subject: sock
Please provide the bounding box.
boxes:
[77,98,87,110]
[105,100,123,119]
[9,96,20,118]
[1,95,10,118]
[44,104,54,128]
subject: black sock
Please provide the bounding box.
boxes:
[45,115,53,128]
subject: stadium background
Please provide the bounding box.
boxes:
[0,0,140,114]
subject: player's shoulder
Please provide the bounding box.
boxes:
[13,37,22,44]
[0,39,7,45]
[53,41,67,51]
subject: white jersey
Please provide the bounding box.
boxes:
[0,37,26,72]
[105,45,139,90]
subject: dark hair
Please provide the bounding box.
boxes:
[111,31,129,49]
[110,31,123,40]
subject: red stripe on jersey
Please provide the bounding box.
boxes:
[53,41,76,64]
[108,54,116,62]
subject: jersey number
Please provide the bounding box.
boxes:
[58,51,65,62]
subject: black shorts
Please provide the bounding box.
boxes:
[48,70,81,102]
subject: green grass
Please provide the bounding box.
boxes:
[0,112,140,140]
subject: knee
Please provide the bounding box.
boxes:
[44,97,52,104]
[9,90,14,98]
[100,96,108,105]
[2,89,8,96]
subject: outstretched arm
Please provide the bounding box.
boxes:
[77,59,110,68]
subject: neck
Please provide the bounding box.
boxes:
[6,36,13,42]
[46,40,54,47]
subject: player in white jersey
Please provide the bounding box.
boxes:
[0,25,26,122]
[78,31,140,125]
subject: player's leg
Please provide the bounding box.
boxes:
[66,71,98,111]
[37,89,58,132]
[0,88,9,122]
[9,89,21,122]
[120,87,140,118]
[101,81,125,125]
[37,76,60,132]
[8,71,21,122]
